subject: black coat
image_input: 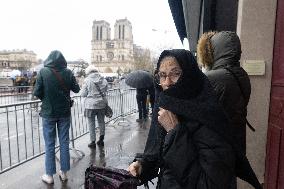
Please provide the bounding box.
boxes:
[137,49,261,189]
[204,31,251,153]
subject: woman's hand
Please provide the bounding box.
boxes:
[127,161,142,177]
[158,108,179,132]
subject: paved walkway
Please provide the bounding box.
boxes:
[0,113,156,189]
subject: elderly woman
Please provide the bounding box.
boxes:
[128,49,261,189]
[81,65,108,148]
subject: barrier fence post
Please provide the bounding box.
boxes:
[69,115,85,159]
[112,89,131,126]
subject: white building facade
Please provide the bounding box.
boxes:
[0,49,37,72]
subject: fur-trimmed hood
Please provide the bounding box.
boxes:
[197,31,241,70]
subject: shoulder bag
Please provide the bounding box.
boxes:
[50,68,74,107]
[224,67,255,131]
[94,83,113,118]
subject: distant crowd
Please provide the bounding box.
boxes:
[12,71,37,93]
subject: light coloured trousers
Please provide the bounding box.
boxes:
[87,109,105,142]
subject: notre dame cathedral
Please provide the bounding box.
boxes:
[91,18,136,74]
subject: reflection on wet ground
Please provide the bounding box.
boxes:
[0,113,156,189]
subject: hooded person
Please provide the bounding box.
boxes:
[127,49,261,189]
[33,50,80,184]
[197,31,251,154]
[80,65,108,148]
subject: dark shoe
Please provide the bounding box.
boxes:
[88,141,96,148]
[97,135,104,146]
[136,119,143,123]
[97,140,104,146]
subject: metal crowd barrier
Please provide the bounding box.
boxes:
[0,88,137,174]
[0,86,34,105]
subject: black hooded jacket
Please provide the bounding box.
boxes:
[33,50,80,118]
[201,31,251,153]
[137,49,261,189]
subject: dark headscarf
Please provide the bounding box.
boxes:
[144,49,221,157]
[156,49,204,100]
[156,49,224,130]
[143,49,261,189]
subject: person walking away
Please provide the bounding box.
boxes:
[80,65,108,148]
[127,49,261,189]
[22,73,29,93]
[136,87,148,122]
[197,31,251,154]
[33,50,80,184]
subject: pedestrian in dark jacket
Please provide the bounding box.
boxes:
[197,31,251,153]
[128,49,261,189]
[147,84,155,114]
[33,50,80,184]
[136,87,148,122]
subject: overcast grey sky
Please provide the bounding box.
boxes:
[0,0,184,62]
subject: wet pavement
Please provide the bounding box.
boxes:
[0,113,157,189]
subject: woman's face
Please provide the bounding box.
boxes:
[158,57,182,90]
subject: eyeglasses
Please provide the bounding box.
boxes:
[154,70,182,84]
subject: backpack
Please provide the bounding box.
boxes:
[85,165,140,189]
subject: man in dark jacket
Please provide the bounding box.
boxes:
[197,31,251,153]
[33,50,80,184]
[136,87,148,122]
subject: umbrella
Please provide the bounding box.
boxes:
[125,70,154,89]
[9,70,21,79]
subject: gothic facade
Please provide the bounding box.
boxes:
[91,18,134,73]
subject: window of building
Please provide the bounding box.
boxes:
[100,55,102,62]
[122,55,124,61]
[106,42,114,48]
[96,26,99,40]
[100,26,103,40]
[119,25,121,39]
[122,25,125,39]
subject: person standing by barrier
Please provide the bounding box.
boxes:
[80,65,108,148]
[136,87,148,122]
[197,31,251,154]
[22,73,29,93]
[30,71,37,100]
[29,71,37,87]
[33,50,80,184]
